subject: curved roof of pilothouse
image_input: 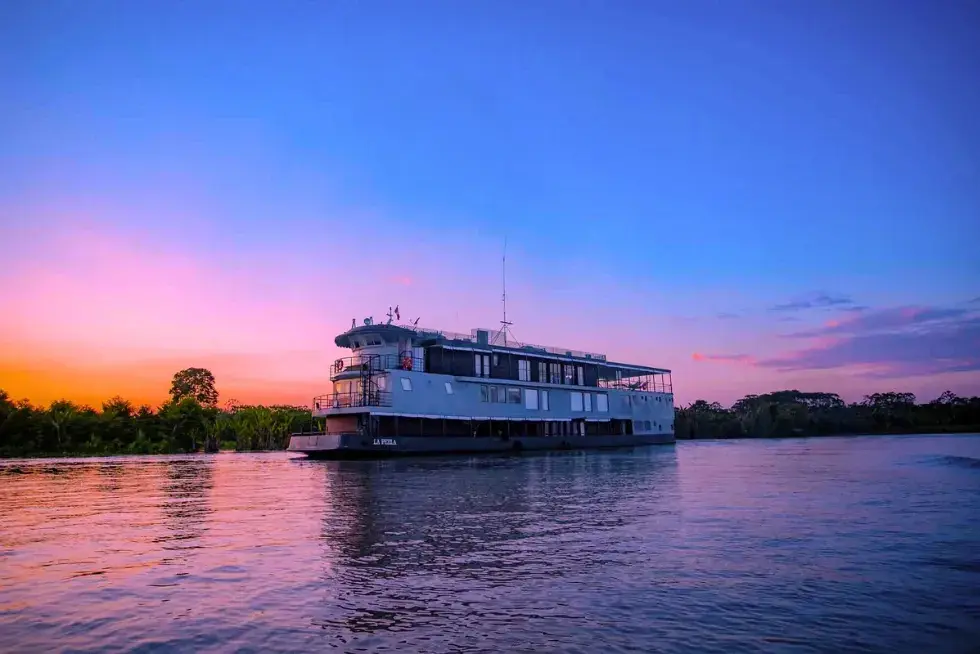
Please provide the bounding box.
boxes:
[334,321,670,376]
[334,323,417,348]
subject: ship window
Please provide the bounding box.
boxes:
[541,390,550,411]
[445,382,453,395]
[518,359,530,381]
[549,362,561,384]
[596,394,608,412]
[571,392,583,411]
[538,362,547,383]
[525,388,538,410]
[577,366,584,386]
[493,354,499,367]
[507,388,521,404]
[584,393,593,412]
[400,378,412,391]
[475,353,490,377]
[480,385,489,402]
[377,376,387,391]
[563,365,574,385]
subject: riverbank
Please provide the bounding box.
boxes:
[5,428,980,460]
[0,387,314,459]
[4,386,978,458]
[677,424,980,441]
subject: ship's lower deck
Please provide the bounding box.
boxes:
[288,431,674,458]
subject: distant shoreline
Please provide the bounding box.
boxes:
[3,385,978,459]
[677,424,980,441]
[3,429,979,461]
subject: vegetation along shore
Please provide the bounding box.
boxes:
[1,368,977,457]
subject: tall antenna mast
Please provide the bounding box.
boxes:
[502,237,508,325]
[496,237,514,346]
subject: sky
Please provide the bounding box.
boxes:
[1,0,978,409]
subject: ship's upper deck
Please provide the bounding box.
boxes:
[412,326,607,360]
[334,321,669,377]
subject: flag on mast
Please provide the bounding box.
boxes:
[394,305,400,321]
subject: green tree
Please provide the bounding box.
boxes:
[48,400,79,450]
[169,368,219,407]
[159,396,210,452]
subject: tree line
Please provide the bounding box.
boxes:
[674,390,980,439]
[0,368,317,457]
[2,368,978,456]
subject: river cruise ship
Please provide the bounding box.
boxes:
[288,314,675,458]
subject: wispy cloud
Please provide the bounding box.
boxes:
[692,352,754,364]
[758,306,980,376]
[715,312,740,320]
[782,306,968,339]
[770,292,854,312]
[691,302,980,381]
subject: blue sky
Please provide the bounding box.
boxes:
[1,0,978,406]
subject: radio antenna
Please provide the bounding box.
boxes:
[502,238,508,327]
[495,237,516,347]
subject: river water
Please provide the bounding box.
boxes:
[1,435,979,653]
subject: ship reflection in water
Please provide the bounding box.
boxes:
[315,453,682,641]
[2,435,979,653]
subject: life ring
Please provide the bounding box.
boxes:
[335,358,344,372]
[402,356,412,370]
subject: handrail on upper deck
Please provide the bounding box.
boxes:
[331,352,424,376]
[400,324,608,361]
[313,391,393,410]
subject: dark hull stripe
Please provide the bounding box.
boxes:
[288,433,674,459]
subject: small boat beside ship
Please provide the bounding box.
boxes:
[288,311,675,458]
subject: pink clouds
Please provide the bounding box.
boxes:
[781,305,970,339]
[688,300,980,403]
[692,352,755,364]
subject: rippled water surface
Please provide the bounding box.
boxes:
[2,435,979,653]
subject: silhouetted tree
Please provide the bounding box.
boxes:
[169,368,219,407]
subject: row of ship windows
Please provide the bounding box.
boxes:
[365,377,670,409]
[479,385,610,413]
[475,355,587,385]
[628,395,670,405]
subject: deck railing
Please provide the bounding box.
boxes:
[330,353,424,377]
[402,324,608,361]
[598,374,673,393]
[313,391,393,410]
